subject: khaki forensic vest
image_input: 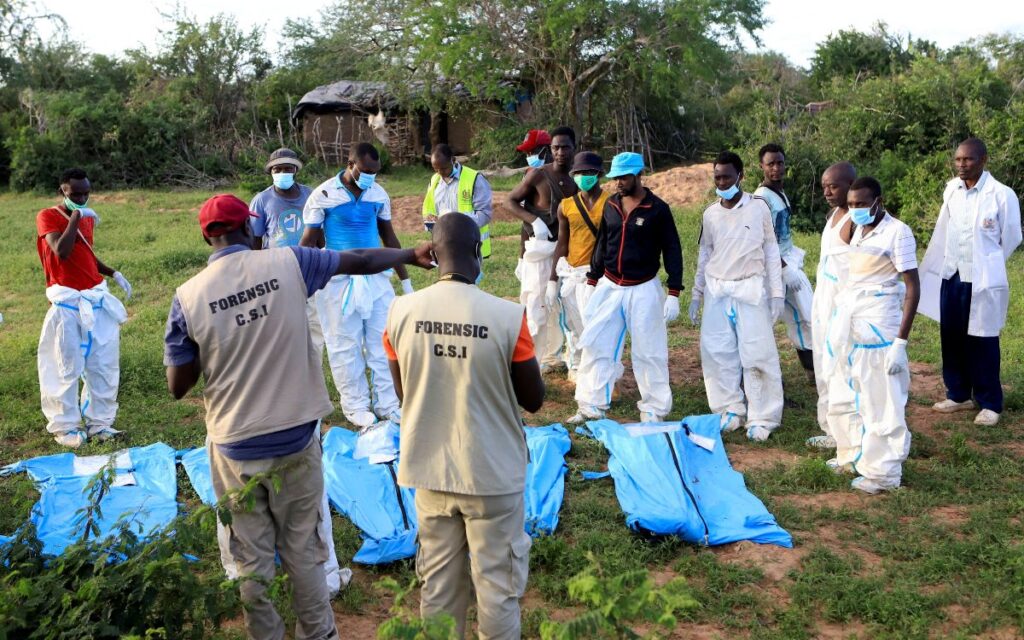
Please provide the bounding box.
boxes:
[562,190,609,267]
[387,282,528,495]
[176,248,333,444]
[422,166,491,258]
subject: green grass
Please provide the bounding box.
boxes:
[1,173,1023,638]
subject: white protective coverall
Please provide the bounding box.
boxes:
[574,277,672,418]
[555,256,594,373]
[694,193,784,431]
[823,213,916,488]
[811,209,853,431]
[518,239,566,369]
[304,177,401,426]
[316,273,398,424]
[38,281,127,435]
[755,187,814,355]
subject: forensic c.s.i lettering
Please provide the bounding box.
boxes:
[207,279,280,314]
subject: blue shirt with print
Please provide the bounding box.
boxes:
[250,184,313,248]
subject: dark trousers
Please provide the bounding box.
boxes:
[940,272,1003,412]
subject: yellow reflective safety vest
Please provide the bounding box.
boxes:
[422,166,491,258]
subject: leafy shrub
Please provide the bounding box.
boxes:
[0,464,242,639]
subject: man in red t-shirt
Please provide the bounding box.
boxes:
[36,168,132,448]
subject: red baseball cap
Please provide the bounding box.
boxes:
[199,194,257,237]
[516,129,552,152]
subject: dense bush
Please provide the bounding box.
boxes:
[730,37,1024,237]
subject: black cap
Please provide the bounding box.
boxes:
[570,151,603,175]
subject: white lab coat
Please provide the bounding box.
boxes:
[919,172,1022,337]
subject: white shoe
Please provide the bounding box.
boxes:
[346,411,377,429]
[720,413,745,433]
[826,458,855,475]
[378,408,402,424]
[639,411,665,423]
[54,430,87,448]
[851,476,896,495]
[567,369,578,383]
[87,426,121,442]
[974,409,1000,426]
[805,435,836,449]
[567,409,604,425]
[746,425,772,442]
[932,398,976,413]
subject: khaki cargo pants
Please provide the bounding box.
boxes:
[415,489,531,640]
[209,434,337,640]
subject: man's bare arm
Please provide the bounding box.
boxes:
[378,219,410,280]
[505,171,543,225]
[167,360,202,399]
[550,205,570,281]
[898,268,920,341]
[389,359,403,403]
[44,211,81,260]
[299,227,324,248]
[335,243,434,276]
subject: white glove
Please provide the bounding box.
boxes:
[663,295,680,323]
[531,217,551,241]
[688,297,701,326]
[400,278,414,295]
[770,297,784,322]
[112,270,132,299]
[782,264,804,292]
[885,338,909,375]
[77,207,98,221]
[545,280,559,309]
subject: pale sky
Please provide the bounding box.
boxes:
[39,0,1024,68]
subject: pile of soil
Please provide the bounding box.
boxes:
[639,163,714,209]
[387,163,715,233]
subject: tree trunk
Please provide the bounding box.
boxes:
[428,110,443,148]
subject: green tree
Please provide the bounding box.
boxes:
[809,22,936,87]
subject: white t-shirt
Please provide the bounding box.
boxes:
[848,213,917,287]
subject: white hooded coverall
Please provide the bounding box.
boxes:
[304,177,400,424]
[694,193,785,431]
[755,186,814,354]
[811,209,853,431]
[38,281,127,435]
[518,239,566,369]
[555,257,593,372]
[823,213,916,488]
[574,278,671,417]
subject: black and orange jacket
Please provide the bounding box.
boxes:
[587,188,683,295]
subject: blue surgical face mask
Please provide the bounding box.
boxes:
[715,183,740,200]
[272,172,295,190]
[526,155,544,168]
[849,198,878,226]
[355,171,376,190]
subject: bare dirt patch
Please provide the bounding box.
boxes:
[641,164,715,210]
[929,504,970,527]
[390,192,516,233]
[714,540,804,582]
[726,444,803,474]
[777,492,870,512]
[814,620,870,639]
[333,609,387,638]
[906,362,954,441]
[668,347,705,389]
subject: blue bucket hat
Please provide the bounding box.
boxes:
[605,152,645,178]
